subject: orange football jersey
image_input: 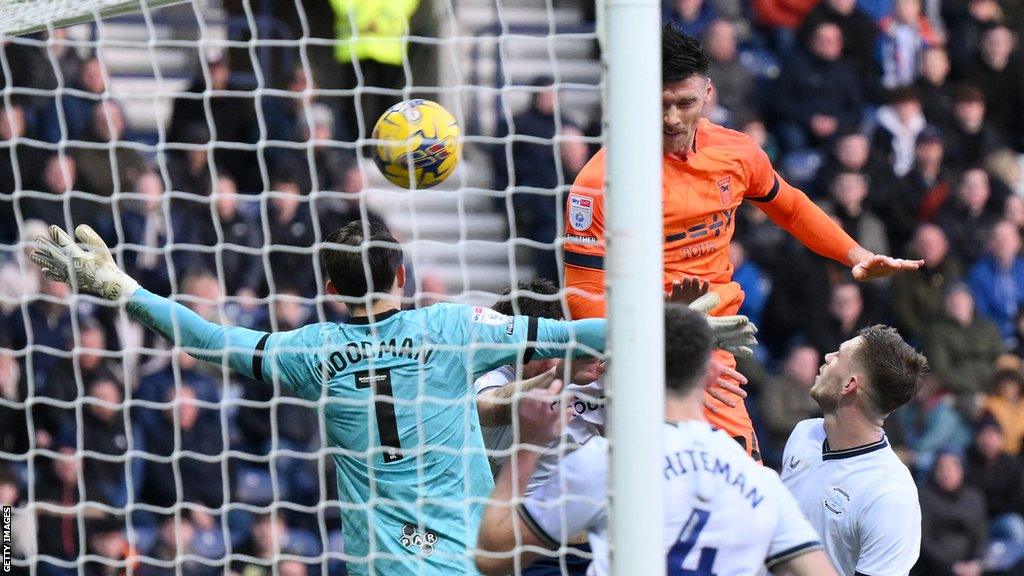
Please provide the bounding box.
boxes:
[564,118,860,458]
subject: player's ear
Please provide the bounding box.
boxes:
[395,264,407,292]
[703,77,713,103]
[325,280,338,295]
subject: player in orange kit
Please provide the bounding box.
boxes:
[564,25,923,460]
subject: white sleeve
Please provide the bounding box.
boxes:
[519,438,608,548]
[764,471,823,570]
[854,490,921,576]
[475,367,512,395]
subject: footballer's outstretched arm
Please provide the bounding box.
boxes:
[32,225,267,379]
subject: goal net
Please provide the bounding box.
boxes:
[0,0,607,574]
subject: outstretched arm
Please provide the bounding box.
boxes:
[32,225,267,379]
[751,172,921,280]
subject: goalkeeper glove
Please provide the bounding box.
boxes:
[31,224,140,301]
[688,292,758,358]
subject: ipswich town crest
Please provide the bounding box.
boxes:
[717,176,732,206]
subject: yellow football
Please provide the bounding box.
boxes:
[371,99,461,189]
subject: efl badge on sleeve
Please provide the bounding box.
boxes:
[569,194,593,231]
[717,176,732,206]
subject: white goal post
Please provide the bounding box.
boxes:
[0,0,666,573]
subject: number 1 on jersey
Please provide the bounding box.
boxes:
[355,369,403,463]
[667,508,719,576]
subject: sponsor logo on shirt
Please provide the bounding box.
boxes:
[471,306,510,326]
[569,194,593,231]
[566,232,598,244]
[823,486,851,515]
[399,523,438,556]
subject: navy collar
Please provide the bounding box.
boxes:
[822,436,888,460]
[346,308,401,325]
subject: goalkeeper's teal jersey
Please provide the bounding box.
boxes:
[258,303,597,576]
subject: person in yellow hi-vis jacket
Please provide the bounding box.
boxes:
[330,0,419,144]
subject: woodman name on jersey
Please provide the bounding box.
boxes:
[317,338,435,379]
[663,447,766,509]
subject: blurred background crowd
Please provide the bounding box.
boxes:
[1,0,1024,574]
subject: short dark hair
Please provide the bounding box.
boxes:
[664,304,714,395]
[987,368,1024,395]
[663,25,710,85]
[853,325,928,415]
[319,220,403,298]
[492,278,563,319]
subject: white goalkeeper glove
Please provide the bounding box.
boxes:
[31,224,140,301]
[688,292,758,358]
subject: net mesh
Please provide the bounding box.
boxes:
[0,0,600,573]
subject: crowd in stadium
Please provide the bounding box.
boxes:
[2,0,1024,574]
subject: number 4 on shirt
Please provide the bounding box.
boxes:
[667,508,719,576]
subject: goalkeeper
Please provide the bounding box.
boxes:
[31,219,755,575]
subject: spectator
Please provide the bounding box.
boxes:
[944,0,1002,74]
[331,0,418,143]
[981,369,1024,455]
[896,373,972,474]
[704,20,755,122]
[758,345,821,454]
[926,283,1003,397]
[4,274,73,393]
[303,103,353,193]
[0,101,47,196]
[195,174,265,296]
[71,101,146,202]
[814,131,899,216]
[878,0,943,90]
[493,76,586,280]
[165,123,213,225]
[103,169,195,298]
[891,224,962,342]
[820,170,890,256]
[988,149,1024,197]
[80,378,137,508]
[965,418,1024,552]
[807,282,872,356]
[738,115,781,163]
[916,452,988,576]
[0,343,27,456]
[166,54,259,192]
[729,241,768,328]
[41,319,122,441]
[34,445,83,574]
[773,22,864,151]
[964,23,1024,151]
[915,46,956,131]
[942,85,1006,170]
[230,513,299,576]
[895,126,953,248]
[262,67,319,170]
[967,220,1024,344]
[84,515,133,576]
[666,0,718,40]
[19,154,77,231]
[751,0,819,52]
[937,167,1000,264]
[797,0,881,99]
[60,56,106,142]
[138,513,196,576]
[0,219,45,325]
[871,88,928,177]
[267,175,317,296]
[139,384,225,509]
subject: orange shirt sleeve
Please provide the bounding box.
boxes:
[744,147,860,265]
[564,149,608,319]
